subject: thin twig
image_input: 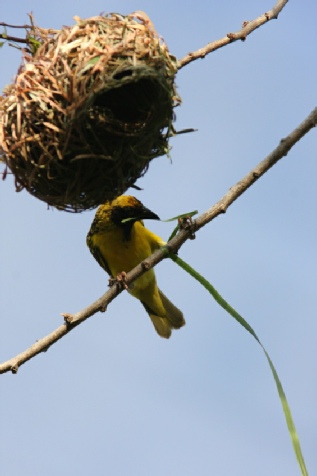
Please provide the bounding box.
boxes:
[177,0,289,69]
[1,106,316,375]
[0,22,31,29]
[0,33,30,44]
[0,21,32,45]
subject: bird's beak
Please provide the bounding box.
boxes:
[140,205,160,221]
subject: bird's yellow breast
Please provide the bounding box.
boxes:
[91,221,160,291]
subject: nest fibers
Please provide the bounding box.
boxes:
[0,12,181,212]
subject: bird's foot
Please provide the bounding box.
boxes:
[109,271,129,290]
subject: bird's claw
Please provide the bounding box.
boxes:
[109,271,129,290]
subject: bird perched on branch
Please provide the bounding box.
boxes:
[86,195,185,338]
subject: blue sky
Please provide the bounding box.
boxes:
[1,1,316,475]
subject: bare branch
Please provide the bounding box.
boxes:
[177,0,289,69]
[1,105,315,375]
[0,286,121,374]
[194,107,317,228]
[0,22,31,29]
[0,21,32,45]
[0,33,30,44]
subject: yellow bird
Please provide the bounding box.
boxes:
[86,195,185,338]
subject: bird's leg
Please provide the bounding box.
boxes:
[108,271,129,290]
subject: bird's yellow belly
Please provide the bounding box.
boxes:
[95,227,155,291]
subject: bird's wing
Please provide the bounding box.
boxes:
[87,236,113,277]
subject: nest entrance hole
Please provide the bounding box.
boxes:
[93,76,166,132]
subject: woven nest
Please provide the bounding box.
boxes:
[0,12,180,212]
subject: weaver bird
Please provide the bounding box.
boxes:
[87,195,185,338]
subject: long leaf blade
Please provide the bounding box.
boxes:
[170,253,308,476]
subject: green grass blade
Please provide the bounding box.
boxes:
[170,253,308,476]
[163,209,198,223]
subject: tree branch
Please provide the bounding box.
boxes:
[0,21,32,45]
[1,105,316,375]
[0,2,288,59]
[0,22,31,29]
[0,33,30,44]
[177,0,289,69]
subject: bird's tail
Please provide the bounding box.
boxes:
[142,289,185,339]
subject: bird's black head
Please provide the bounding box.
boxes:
[110,196,160,239]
